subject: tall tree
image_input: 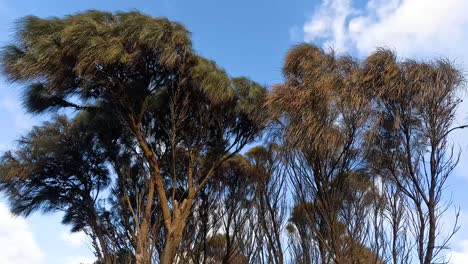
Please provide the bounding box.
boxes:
[268,44,464,264]
[267,44,375,264]
[0,10,464,264]
[246,144,286,264]
[364,50,464,264]
[0,115,114,261]
[0,11,265,264]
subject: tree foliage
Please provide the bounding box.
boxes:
[0,11,465,264]
[0,10,266,264]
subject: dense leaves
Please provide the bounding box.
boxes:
[0,10,266,264]
[0,11,465,264]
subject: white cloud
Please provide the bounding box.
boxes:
[302,0,468,65]
[59,230,95,264]
[0,202,45,264]
[450,239,468,264]
[303,0,354,52]
[0,95,35,133]
[0,142,12,152]
[60,231,88,248]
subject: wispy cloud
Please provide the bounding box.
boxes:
[60,231,88,248]
[0,202,45,264]
[303,0,354,52]
[302,0,468,62]
[0,95,36,133]
[450,239,468,264]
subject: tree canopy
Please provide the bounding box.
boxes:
[0,10,266,264]
[0,10,465,264]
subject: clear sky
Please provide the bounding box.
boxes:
[1,0,468,263]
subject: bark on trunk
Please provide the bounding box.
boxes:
[424,203,436,264]
[135,219,151,264]
[160,222,187,263]
[160,231,184,264]
[159,200,193,264]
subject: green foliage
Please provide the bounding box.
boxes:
[0,115,110,231]
[0,9,462,264]
[0,10,266,263]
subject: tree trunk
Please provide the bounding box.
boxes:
[159,200,193,264]
[94,224,111,264]
[424,202,436,264]
[135,219,151,264]
[160,231,184,264]
[160,221,187,264]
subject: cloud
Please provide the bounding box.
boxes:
[0,202,45,264]
[302,0,468,64]
[0,143,13,152]
[303,0,354,52]
[60,231,88,248]
[450,239,468,264]
[0,95,35,133]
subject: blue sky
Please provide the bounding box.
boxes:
[1,0,468,263]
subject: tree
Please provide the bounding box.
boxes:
[0,10,464,264]
[268,44,464,264]
[0,10,265,264]
[364,50,464,264]
[0,115,113,261]
[213,155,258,264]
[246,144,286,264]
[267,44,376,264]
